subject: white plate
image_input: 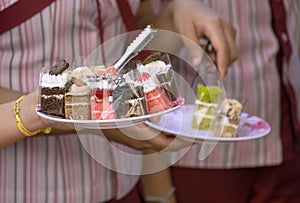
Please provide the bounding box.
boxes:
[36,99,184,129]
[146,104,271,142]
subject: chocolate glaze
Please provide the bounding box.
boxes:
[142,52,163,65]
[49,59,69,75]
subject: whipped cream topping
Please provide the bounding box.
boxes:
[71,66,92,79]
[138,60,171,93]
[41,72,69,87]
[123,72,139,86]
[95,78,112,90]
[139,76,157,93]
[195,100,218,107]
[142,60,170,74]
[194,101,217,119]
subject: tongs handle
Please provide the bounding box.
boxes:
[114,25,157,72]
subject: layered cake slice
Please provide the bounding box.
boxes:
[137,69,169,114]
[147,52,178,103]
[192,85,222,130]
[39,60,70,117]
[90,76,116,120]
[214,99,242,137]
[65,78,91,120]
[138,53,176,114]
[64,66,92,120]
[113,71,147,118]
[143,52,179,103]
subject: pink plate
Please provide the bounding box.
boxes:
[146,104,271,142]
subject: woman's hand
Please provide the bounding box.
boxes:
[0,90,77,148]
[102,124,191,151]
[152,0,237,81]
[21,92,75,133]
[1,89,189,151]
[171,0,237,80]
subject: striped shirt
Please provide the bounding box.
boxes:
[0,0,142,202]
[171,0,300,168]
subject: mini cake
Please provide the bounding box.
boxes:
[137,70,169,114]
[214,99,242,137]
[39,57,182,119]
[192,85,222,130]
[65,78,91,120]
[90,76,116,120]
[39,60,69,117]
[143,52,178,103]
[113,71,147,118]
[71,66,93,81]
[64,66,92,120]
[138,54,175,114]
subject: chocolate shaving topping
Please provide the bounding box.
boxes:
[65,77,87,92]
[121,60,140,73]
[142,52,163,65]
[65,81,73,92]
[49,59,69,75]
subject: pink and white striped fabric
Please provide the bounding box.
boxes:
[0,0,142,202]
[0,0,18,11]
[1,0,300,201]
[171,0,300,168]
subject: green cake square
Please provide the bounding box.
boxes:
[192,85,222,130]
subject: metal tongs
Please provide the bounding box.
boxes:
[114,25,157,72]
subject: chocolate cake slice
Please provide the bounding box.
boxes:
[39,60,70,117]
[113,77,146,118]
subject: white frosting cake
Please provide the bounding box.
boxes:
[40,72,69,88]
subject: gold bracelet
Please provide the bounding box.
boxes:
[13,95,52,137]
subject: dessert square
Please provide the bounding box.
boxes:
[39,60,70,117]
[214,99,242,137]
[113,73,147,118]
[192,84,222,130]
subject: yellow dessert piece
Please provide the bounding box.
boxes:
[192,85,222,130]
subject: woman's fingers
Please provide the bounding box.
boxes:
[104,124,192,151]
[171,0,237,80]
[204,19,236,80]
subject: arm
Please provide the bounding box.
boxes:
[0,91,47,148]
[0,88,190,150]
[0,87,23,103]
[102,124,190,151]
[0,87,79,148]
[142,150,177,203]
[135,1,237,201]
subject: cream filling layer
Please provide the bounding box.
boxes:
[195,100,218,108]
[41,94,64,99]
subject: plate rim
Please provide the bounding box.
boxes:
[145,104,271,142]
[35,98,185,128]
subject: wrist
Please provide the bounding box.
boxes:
[145,186,176,203]
[13,95,52,136]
